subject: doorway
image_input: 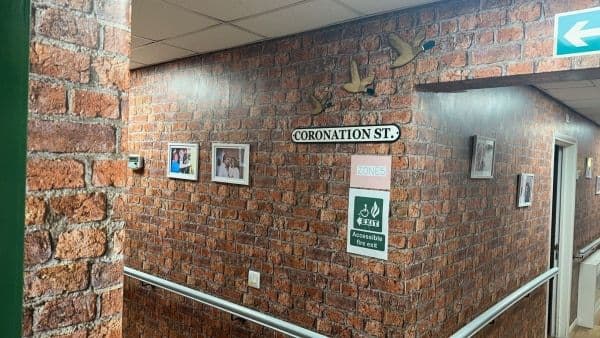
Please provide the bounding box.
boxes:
[549,145,563,337]
[548,135,577,338]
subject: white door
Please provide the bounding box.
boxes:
[548,145,562,337]
[549,135,577,338]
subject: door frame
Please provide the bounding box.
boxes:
[0,0,29,335]
[548,134,577,338]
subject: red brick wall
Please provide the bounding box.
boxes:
[124,0,600,337]
[417,87,600,336]
[24,0,130,336]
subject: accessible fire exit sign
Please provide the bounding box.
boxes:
[555,7,600,57]
[347,188,389,260]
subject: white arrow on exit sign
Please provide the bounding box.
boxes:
[555,7,600,57]
[564,20,600,47]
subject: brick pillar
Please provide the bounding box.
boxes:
[23,0,130,336]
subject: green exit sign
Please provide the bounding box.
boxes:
[555,7,600,57]
[346,188,389,260]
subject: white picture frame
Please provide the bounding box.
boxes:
[167,143,199,181]
[585,157,593,179]
[517,173,535,208]
[211,143,250,185]
[470,135,496,179]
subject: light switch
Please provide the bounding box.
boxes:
[248,270,260,289]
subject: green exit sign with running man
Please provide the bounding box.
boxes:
[555,7,600,57]
[347,188,389,260]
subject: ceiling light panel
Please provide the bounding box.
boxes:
[132,0,219,40]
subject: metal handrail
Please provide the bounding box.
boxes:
[450,267,559,338]
[575,237,600,260]
[124,266,327,338]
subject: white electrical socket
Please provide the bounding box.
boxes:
[248,270,260,289]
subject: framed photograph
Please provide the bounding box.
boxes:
[585,157,593,179]
[596,176,600,195]
[470,135,496,179]
[211,143,250,185]
[517,173,535,207]
[167,143,199,181]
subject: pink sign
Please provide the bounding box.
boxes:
[350,155,392,190]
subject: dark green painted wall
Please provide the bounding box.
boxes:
[0,0,29,335]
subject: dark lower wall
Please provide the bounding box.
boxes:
[123,278,283,338]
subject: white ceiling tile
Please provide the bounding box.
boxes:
[577,107,600,115]
[537,80,594,90]
[544,86,600,101]
[130,61,147,69]
[575,107,600,122]
[234,0,358,38]
[165,0,304,21]
[132,0,219,40]
[131,42,196,65]
[339,0,439,15]
[164,24,263,53]
[132,35,154,48]
[563,98,600,109]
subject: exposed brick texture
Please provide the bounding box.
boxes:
[103,26,130,56]
[30,42,90,83]
[91,261,123,289]
[23,0,130,336]
[49,193,107,223]
[124,278,284,337]
[101,288,123,317]
[36,7,99,48]
[28,120,116,153]
[25,196,46,226]
[35,293,96,331]
[27,159,85,191]
[55,228,107,259]
[24,231,52,266]
[24,262,89,299]
[124,0,600,336]
[28,80,67,115]
[72,90,120,119]
[92,160,127,187]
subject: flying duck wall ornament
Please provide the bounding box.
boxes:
[309,92,332,115]
[389,31,435,68]
[343,60,375,95]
